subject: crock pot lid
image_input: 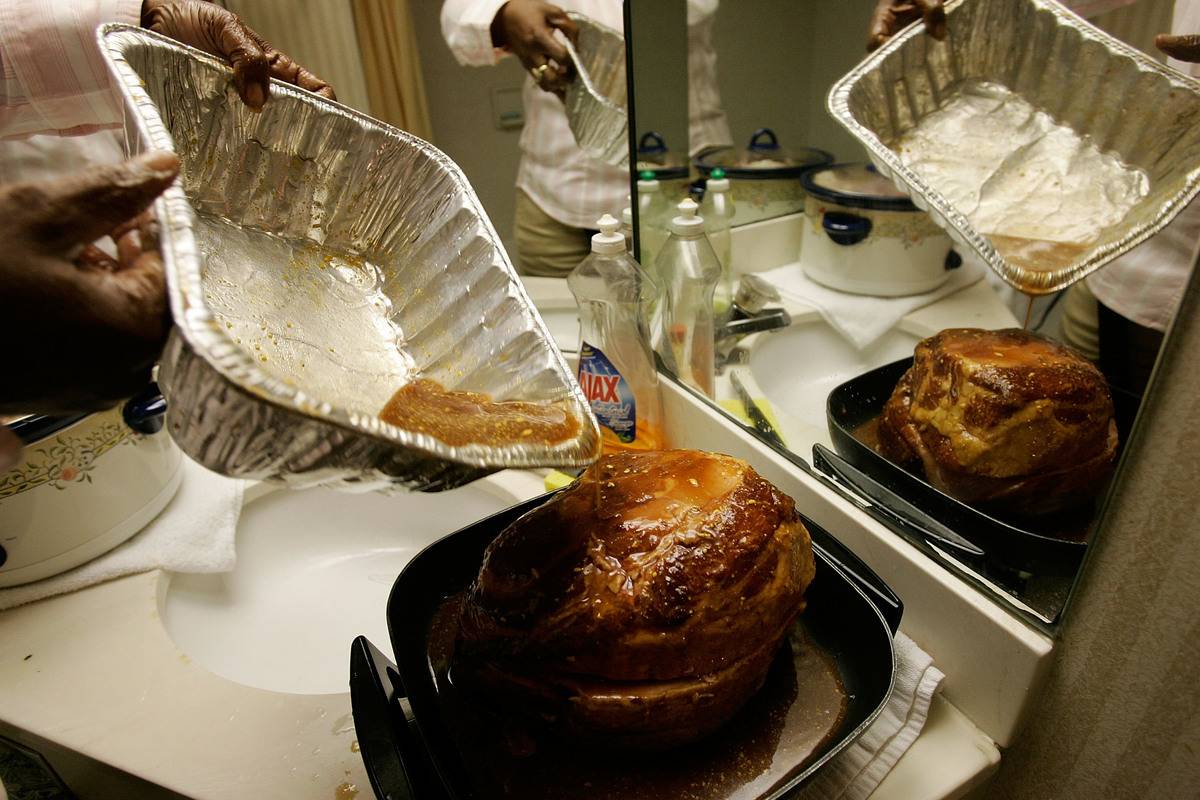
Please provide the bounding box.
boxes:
[694,128,832,178]
[637,131,689,178]
[636,160,689,179]
[802,163,920,211]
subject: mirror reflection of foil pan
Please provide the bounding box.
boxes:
[98,25,600,493]
[564,12,628,168]
[829,0,1200,295]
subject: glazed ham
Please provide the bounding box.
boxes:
[456,449,815,748]
[879,328,1118,517]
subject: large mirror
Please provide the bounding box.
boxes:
[627,0,1194,627]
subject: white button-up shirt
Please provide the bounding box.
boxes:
[441,0,731,230]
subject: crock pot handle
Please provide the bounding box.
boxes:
[822,212,873,246]
[122,383,167,435]
[638,131,668,155]
[748,128,780,152]
[350,636,420,800]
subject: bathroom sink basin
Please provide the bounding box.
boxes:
[523,276,579,352]
[747,318,921,456]
[162,472,543,695]
[537,299,581,353]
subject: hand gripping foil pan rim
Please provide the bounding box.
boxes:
[827,0,1200,295]
[564,12,629,168]
[98,24,600,492]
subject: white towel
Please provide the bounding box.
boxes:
[0,456,244,610]
[798,632,945,800]
[761,261,984,349]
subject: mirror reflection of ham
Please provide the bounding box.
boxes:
[879,328,1117,517]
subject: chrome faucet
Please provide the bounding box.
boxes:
[715,305,791,371]
[717,307,791,341]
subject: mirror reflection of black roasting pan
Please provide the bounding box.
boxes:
[823,357,1140,576]
[350,489,902,800]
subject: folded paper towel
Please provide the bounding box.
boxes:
[798,632,945,800]
[0,457,245,610]
[762,261,984,349]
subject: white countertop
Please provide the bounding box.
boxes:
[0,467,1000,800]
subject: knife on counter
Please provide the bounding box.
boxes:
[728,371,787,450]
[812,443,986,563]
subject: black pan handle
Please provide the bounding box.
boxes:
[350,636,420,800]
[809,533,903,635]
[813,444,986,564]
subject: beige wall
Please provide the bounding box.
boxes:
[225,0,373,115]
[411,0,527,257]
[712,0,876,161]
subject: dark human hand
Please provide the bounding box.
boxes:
[0,152,181,416]
[1156,33,1200,63]
[142,0,336,109]
[492,0,578,96]
[867,0,946,52]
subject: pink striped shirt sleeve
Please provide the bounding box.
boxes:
[0,0,141,139]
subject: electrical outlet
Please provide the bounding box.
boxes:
[491,86,524,130]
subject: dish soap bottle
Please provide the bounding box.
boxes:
[568,214,666,452]
[655,198,722,398]
[636,171,670,281]
[701,168,735,319]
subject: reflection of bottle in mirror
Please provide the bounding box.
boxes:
[701,168,736,320]
[655,199,721,399]
[620,200,634,254]
[637,171,669,280]
[623,198,667,360]
[568,214,666,453]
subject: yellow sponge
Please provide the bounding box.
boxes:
[718,398,787,448]
[543,470,578,492]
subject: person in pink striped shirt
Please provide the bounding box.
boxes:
[0,0,334,471]
[443,0,732,277]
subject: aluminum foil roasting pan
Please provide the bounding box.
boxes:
[829,0,1200,295]
[98,25,600,492]
[564,12,628,168]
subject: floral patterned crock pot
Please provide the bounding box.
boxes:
[800,163,959,297]
[0,387,182,587]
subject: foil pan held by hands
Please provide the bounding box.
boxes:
[99,25,599,492]
[564,12,628,168]
[830,0,1200,295]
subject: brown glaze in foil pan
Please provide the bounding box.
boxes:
[829,0,1200,294]
[98,25,600,492]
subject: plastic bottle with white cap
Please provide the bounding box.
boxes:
[654,198,722,398]
[701,167,736,318]
[620,201,634,254]
[636,171,670,278]
[567,214,665,452]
